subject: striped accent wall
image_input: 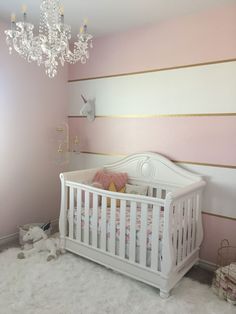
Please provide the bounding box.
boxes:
[68,60,236,264]
[67,4,236,264]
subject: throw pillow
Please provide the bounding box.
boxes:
[125,183,148,196]
[106,182,125,207]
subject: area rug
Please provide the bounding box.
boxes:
[0,248,234,314]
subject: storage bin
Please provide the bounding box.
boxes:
[212,239,236,305]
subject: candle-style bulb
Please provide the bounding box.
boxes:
[60,5,64,16]
[83,18,88,25]
[21,4,27,14]
[11,13,16,23]
[60,5,64,24]
[80,26,83,34]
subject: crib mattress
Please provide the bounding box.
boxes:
[72,206,164,249]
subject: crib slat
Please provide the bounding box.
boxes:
[76,188,82,241]
[182,200,188,258]
[84,190,90,245]
[192,194,197,250]
[92,193,98,248]
[110,198,116,255]
[187,197,193,254]
[101,196,107,251]
[129,201,137,263]
[150,205,160,271]
[69,187,74,239]
[140,203,148,266]
[195,192,203,249]
[177,201,183,264]
[119,199,126,259]
[173,204,178,265]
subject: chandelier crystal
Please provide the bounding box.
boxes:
[5,0,93,78]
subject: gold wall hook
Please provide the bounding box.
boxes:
[74,136,79,145]
[57,144,63,153]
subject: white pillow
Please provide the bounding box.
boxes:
[125,183,148,196]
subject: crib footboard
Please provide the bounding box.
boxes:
[59,175,205,296]
[161,181,206,284]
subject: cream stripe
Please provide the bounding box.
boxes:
[79,151,236,169]
[68,58,236,82]
[69,61,236,116]
[68,113,236,118]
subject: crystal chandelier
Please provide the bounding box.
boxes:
[5,1,93,78]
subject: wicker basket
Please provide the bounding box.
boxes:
[212,239,236,305]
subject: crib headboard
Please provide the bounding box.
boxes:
[104,152,202,188]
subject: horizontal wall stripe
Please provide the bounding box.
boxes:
[78,151,236,169]
[79,151,125,157]
[69,113,236,118]
[202,212,236,221]
[175,161,236,170]
[69,152,236,219]
[200,213,236,264]
[69,116,236,167]
[68,58,236,82]
[69,61,236,116]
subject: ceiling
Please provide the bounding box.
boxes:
[0,0,235,38]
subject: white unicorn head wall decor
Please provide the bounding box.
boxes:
[80,94,95,122]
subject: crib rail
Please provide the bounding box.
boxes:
[59,177,205,276]
[60,180,166,271]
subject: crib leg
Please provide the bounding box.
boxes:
[160,290,170,299]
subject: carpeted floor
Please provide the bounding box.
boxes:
[0,247,234,314]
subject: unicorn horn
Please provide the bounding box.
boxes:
[81,94,87,103]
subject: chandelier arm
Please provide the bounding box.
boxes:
[4,0,93,78]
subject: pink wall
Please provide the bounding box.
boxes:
[67,3,236,264]
[0,22,68,237]
[201,214,236,264]
[69,116,236,167]
[69,3,236,80]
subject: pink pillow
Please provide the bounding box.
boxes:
[93,170,128,190]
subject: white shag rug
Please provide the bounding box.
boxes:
[0,248,234,314]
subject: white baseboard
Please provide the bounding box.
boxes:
[199,259,217,272]
[0,232,18,248]
[51,218,59,233]
[0,218,59,249]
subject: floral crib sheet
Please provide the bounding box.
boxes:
[72,206,165,249]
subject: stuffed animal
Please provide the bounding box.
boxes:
[80,94,95,121]
[17,226,62,261]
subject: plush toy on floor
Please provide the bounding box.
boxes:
[17,225,61,261]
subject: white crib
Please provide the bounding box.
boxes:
[59,152,205,298]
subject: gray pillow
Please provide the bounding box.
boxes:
[125,183,148,196]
